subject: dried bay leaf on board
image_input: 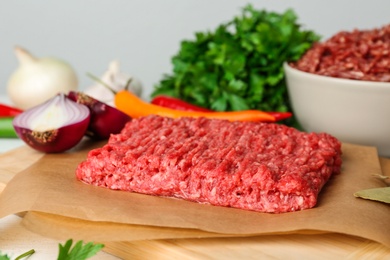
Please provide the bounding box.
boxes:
[354,187,390,204]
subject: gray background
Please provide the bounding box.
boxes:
[1,0,389,99]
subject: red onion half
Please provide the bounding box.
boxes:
[67,91,131,139]
[13,93,90,153]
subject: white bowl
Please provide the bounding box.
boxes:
[284,62,390,157]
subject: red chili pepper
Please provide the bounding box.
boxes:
[151,95,292,122]
[0,103,23,117]
[151,95,212,112]
[266,111,292,121]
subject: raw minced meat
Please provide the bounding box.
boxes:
[76,115,342,213]
[291,24,390,82]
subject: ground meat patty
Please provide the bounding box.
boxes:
[76,115,342,213]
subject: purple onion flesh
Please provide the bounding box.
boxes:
[13,93,90,153]
[67,91,131,139]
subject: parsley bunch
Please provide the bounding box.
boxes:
[0,239,103,260]
[152,5,320,126]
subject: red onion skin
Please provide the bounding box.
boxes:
[67,91,131,139]
[12,93,91,153]
[14,118,90,153]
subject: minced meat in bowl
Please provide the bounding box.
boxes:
[284,24,390,157]
[290,24,389,82]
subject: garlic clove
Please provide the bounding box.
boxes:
[84,60,143,106]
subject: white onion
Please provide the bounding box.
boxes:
[7,46,78,110]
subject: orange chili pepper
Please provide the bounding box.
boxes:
[114,90,275,122]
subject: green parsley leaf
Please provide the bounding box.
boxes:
[57,239,104,260]
[0,249,35,260]
[0,240,102,260]
[152,4,320,126]
[0,253,11,260]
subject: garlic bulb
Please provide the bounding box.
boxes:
[84,60,143,106]
[7,46,78,110]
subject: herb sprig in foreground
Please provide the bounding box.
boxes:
[0,239,104,260]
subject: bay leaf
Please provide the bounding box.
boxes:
[354,187,390,204]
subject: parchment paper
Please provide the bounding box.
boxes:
[0,141,389,247]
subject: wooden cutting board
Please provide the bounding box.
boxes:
[1,145,390,259]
